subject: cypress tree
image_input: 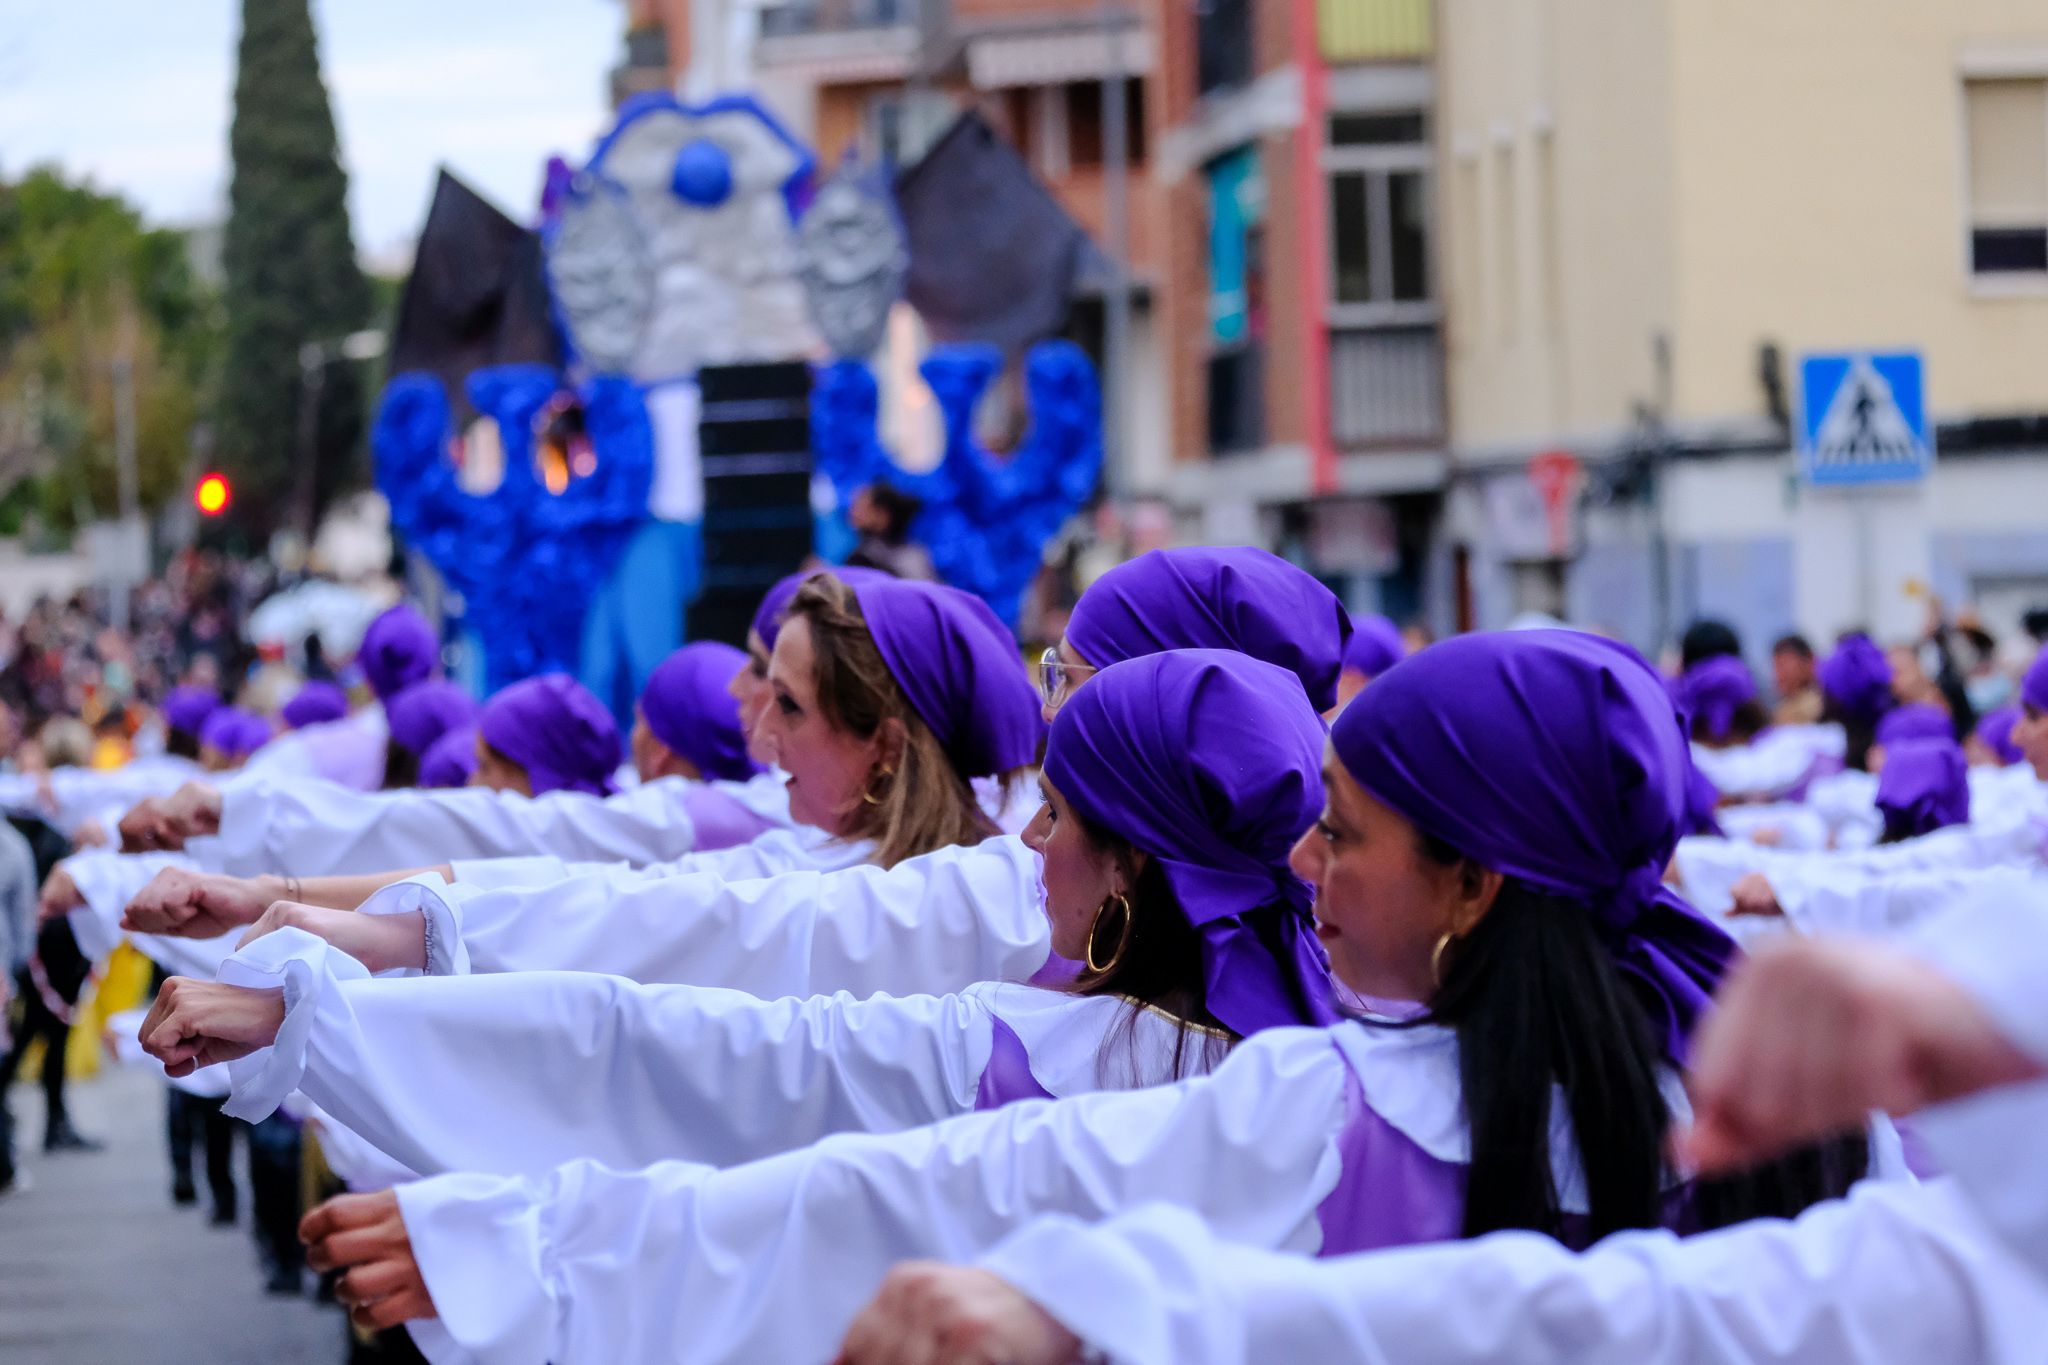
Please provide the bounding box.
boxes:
[216,0,371,531]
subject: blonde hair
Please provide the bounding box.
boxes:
[787,575,1000,868]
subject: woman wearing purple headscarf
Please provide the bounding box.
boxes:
[1820,632,1896,771]
[281,682,351,731]
[471,675,621,798]
[139,652,1338,1188]
[1674,654,1768,748]
[161,687,223,760]
[382,681,482,790]
[418,725,479,790]
[355,605,440,703]
[1970,703,2025,768]
[1874,738,1971,842]
[199,709,272,772]
[193,633,1867,1365]
[1048,547,1352,717]
[1335,613,1406,709]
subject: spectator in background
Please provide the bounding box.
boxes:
[1680,618,1744,671]
[844,481,937,581]
[1771,633,1823,724]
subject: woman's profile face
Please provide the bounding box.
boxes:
[730,632,776,766]
[1289,749,1466,1003]
[470,735,534,797]
[757,615,885,835]
[1020,772,1125,961]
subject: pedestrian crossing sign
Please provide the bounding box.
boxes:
[1797,351,1932,485]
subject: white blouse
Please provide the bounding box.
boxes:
[217,925,1222,1176]
[356,835,1054,998]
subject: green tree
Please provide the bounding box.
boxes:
[0,167,221,538]
[217,0,372,532]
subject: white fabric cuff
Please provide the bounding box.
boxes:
[219,925,370,1121]
[396,1172,561,1365]
[979,1208,1205,1365]
[360,874,471,977]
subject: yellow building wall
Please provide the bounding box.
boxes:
[1666,0,2048,423]
[1438,0,1678,450]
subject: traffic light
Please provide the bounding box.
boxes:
[194,473,232,516]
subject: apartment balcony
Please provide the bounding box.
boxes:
[1329,321,1443,447]
[756,0,922,81]
[1319,0,1433,63]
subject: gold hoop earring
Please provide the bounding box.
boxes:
[859,764,897,807]
[1085,892,1135,975]
[1430,929,1461,990]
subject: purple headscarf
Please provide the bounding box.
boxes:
[751,566,893,653]
[1045,650,1337,1036]
[640,642,763,782]
[1875,702,1954,750]
[281,682,350,730]
[162,686,223,738]
[1819,633,1894,725]
[200,707,271,760]
[2024,645,2048,713]
[844,576,1044,778]
[1876,738,1971,840]
[1330,630,1738,1063]
[1674,655,1758,742]
[386,680,482,759]
[1343,614,1407,680]
[1975,704,2024,765]
[477,674,621,797]
[1066,548,1353,712]
[419,724,479,789]
[358,604,439,701]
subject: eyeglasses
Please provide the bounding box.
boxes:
[1036,647,1098,707]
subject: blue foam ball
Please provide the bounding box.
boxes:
[670,139,734,207]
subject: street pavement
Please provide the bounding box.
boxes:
[0,1063,341,1364]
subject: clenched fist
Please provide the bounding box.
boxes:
[123,868,281,940]
[137,976,287,1077]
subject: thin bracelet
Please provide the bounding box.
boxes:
[284,875,301,904]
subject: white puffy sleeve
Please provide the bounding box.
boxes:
[206,775,700,876]
[57,847,238,979]
[215,925,1001,1174]
[976,1181,2048,1365]
[407,835,1054,997]
[1675,817,2043,916]
[394,1028,1351,1365]
[1761,865,2043,940]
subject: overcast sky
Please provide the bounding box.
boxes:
[0,0,623,264]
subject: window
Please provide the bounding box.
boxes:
[1065,81,1147,170]
[1494,143,1518,338]
[1964,78,2048,276]
[1331,111,1428,147]
[1325,110,1432,317]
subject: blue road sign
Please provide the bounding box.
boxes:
[1797,351,1931,485]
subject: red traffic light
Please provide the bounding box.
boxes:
[194,473,231,516]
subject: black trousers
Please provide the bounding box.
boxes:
[165,1087,239,1212]
[0,964,72,1157]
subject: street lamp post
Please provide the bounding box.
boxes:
[292,329,387,543]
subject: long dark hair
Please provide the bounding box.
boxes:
[1415,834,1866,1242]
[1823,695,1880,772]
[381,737,420,790]
[1064,813,1233,1084]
